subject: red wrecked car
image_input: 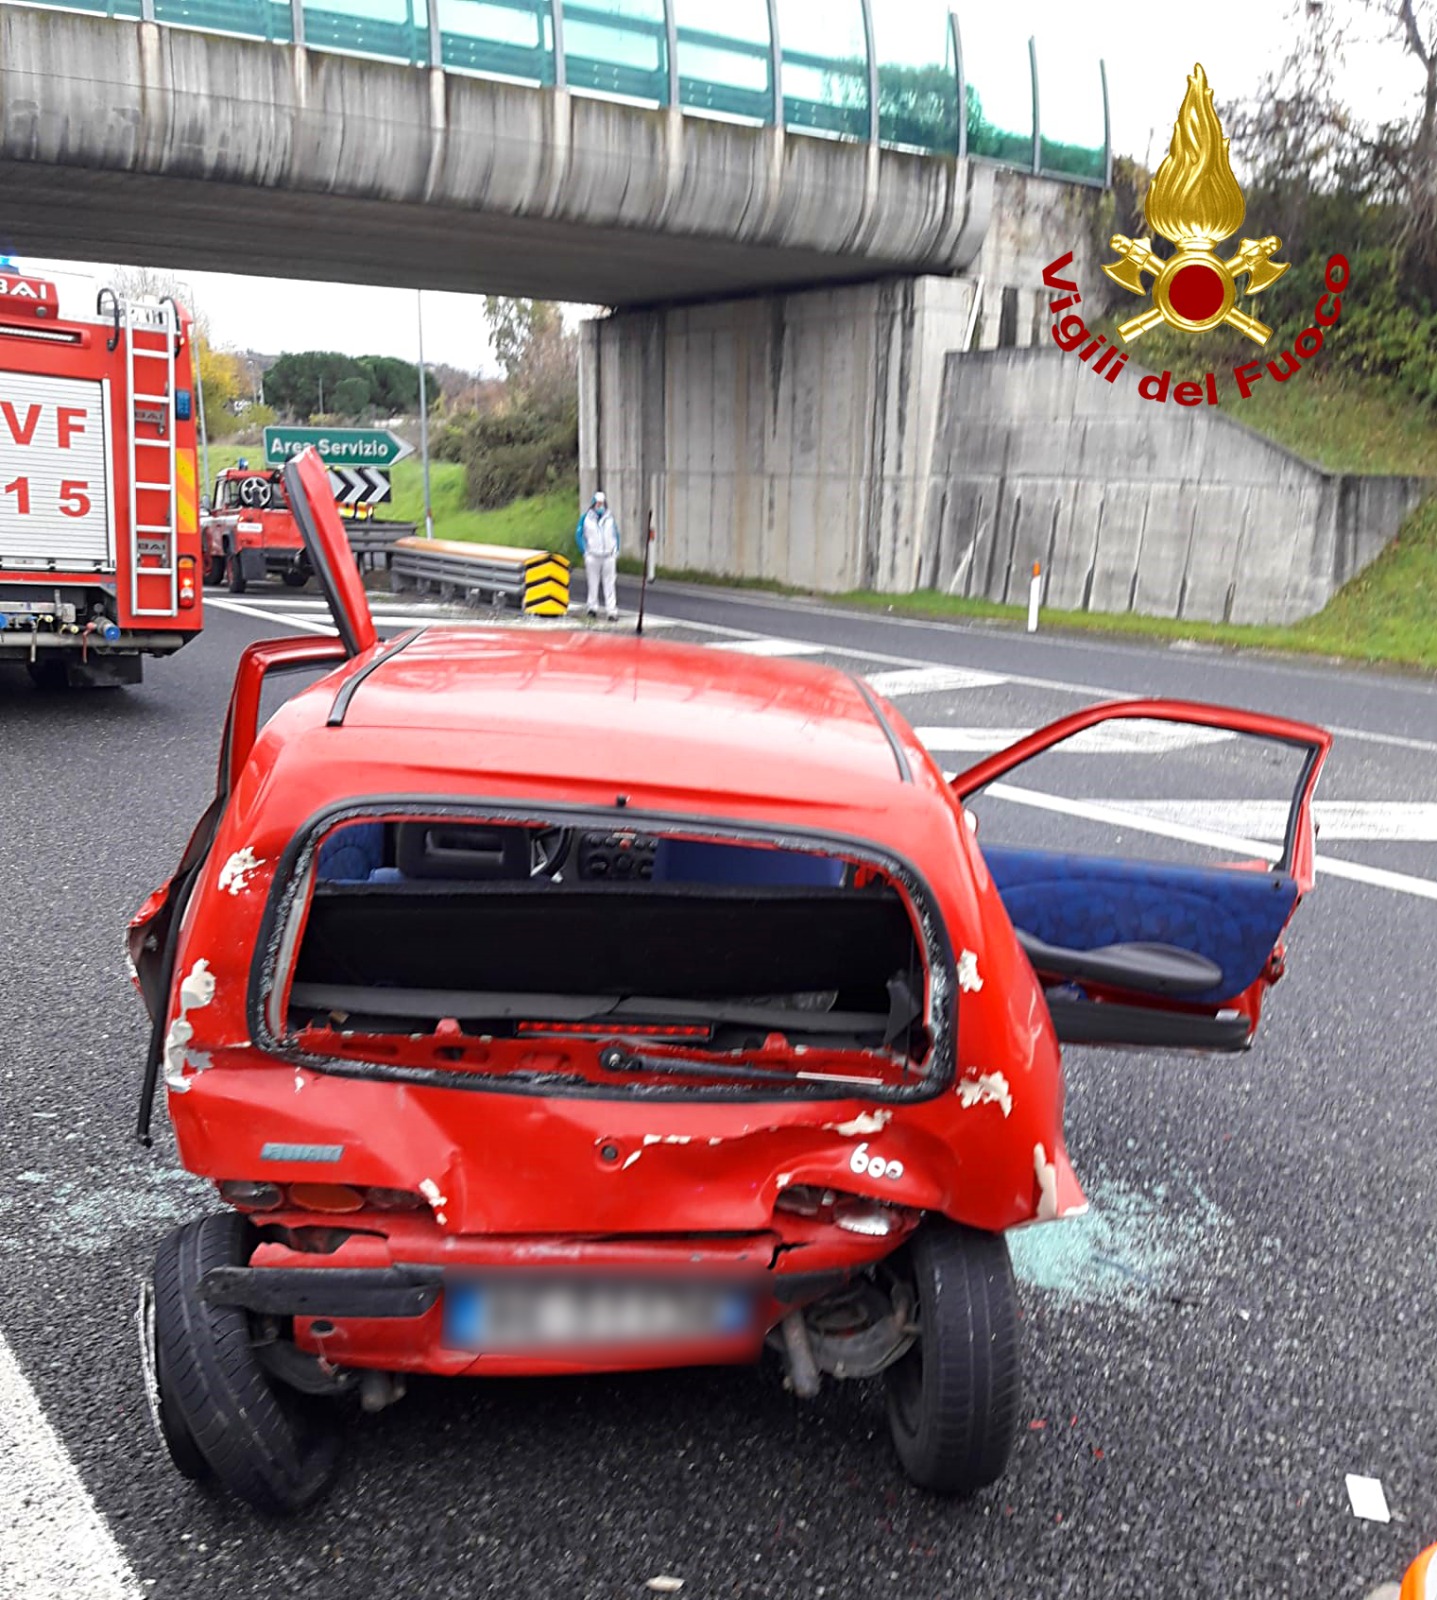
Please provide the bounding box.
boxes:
[129,449,1331,1513]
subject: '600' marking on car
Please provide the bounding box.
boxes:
[849,1143,904,1181]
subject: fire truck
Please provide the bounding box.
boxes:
[201,465,310,593]
[0,270,201,687]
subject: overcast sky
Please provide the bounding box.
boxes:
[21,0,1406,371]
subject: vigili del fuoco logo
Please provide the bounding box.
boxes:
[1041,64,1349,406]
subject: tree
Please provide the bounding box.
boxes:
[482,298,577,409]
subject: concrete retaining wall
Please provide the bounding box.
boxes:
[585,285,1428,624]
[581,276,980,594]
[923,348,1431,623]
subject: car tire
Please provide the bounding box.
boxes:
[205,553,226,587]
[281,569,308,589]
[226,551,248,595]
[883,1220,1020,1495]
[137,1280,210,1481]
[151,1213,342,1514]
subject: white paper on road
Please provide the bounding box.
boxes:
[0,1332,142,1599]
[1345,1473,1392,1523]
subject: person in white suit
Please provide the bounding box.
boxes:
[575,490,620,621]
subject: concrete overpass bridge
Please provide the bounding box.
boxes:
[2,0,1142,605]
[0,0,1107,299]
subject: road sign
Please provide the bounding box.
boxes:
[327,466,392,508]
[263,426,413,470]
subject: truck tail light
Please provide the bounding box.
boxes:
[177,555,197,609]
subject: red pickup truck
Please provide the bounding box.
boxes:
[201,465,308,592]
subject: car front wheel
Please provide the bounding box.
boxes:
[883,1220,1020,1495]
[150,1212,341,1513]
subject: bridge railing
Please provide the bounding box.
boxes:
[22,0,1108,181]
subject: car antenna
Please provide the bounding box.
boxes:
[635,506,655,636]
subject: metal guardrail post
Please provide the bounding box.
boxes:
[662,0,679,109]
[950,8,965,159]
[859,0,878,145]
[764,0,782,127]
[426,0,442,69]
[1100,57,1112,188]
[140,0,155,19]
[290,0,305,46]
[1028,36,1040,174]
[550,0,567,90]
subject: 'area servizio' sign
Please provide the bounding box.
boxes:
[263,426,413,470]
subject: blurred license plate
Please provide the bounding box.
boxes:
[443,1278,753,1352]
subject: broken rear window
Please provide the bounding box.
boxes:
[258,812,952,1101]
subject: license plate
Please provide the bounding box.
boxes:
[443,1277,754,1352]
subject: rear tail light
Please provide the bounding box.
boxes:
[177,555,197,609]
[775,1185,909,1237]
[287,1182,364,1213]
[219,1179,283,1211]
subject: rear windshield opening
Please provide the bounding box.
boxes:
[275,815,943,1097]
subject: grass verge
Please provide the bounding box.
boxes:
[646,495,1437,673]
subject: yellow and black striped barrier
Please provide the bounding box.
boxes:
[391,538,572,617]
[522,551,570,616]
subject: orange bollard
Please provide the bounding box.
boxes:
[1401,1544,1437,1599]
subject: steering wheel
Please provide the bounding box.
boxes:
[239,476,272,509]
[529,827,572,878]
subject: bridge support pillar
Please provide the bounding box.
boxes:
[580,276,980,595]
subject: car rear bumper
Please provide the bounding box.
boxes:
[209,1227,883,1377]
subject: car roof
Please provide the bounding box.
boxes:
[287,627,931,811]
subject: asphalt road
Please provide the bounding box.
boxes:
[1,580,1433,1600]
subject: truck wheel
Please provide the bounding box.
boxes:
[151,1213,342,1514]
[205,553,226,586]
[883,1221,1020,1495]
[281,569,309,589]
[226,553,248,595]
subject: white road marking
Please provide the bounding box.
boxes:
[712,637,828,657]
[0,1332,142,1599]
[205,596,338,635]
[917,724,1237,755]
[975,782,1437,902]
[1086,800,1437,842]
[864,665,1007,696]
[205,596,676,633]
[1327,723,1437,754]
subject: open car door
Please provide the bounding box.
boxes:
[284,446,378,656]
[950,699,1332,1051]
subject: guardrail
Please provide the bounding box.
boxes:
[345,520,416,569]
[389,538,571,616]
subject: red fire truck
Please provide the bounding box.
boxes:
[0,270,201,687]
[201,465,310,593]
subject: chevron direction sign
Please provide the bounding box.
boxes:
[326,466,392,508]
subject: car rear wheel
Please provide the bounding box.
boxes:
[204,552,226,586]
[281,569,308,589]
[883,1220,1019,1495]
[226,551,248,595]
[151,1212,341,1513]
